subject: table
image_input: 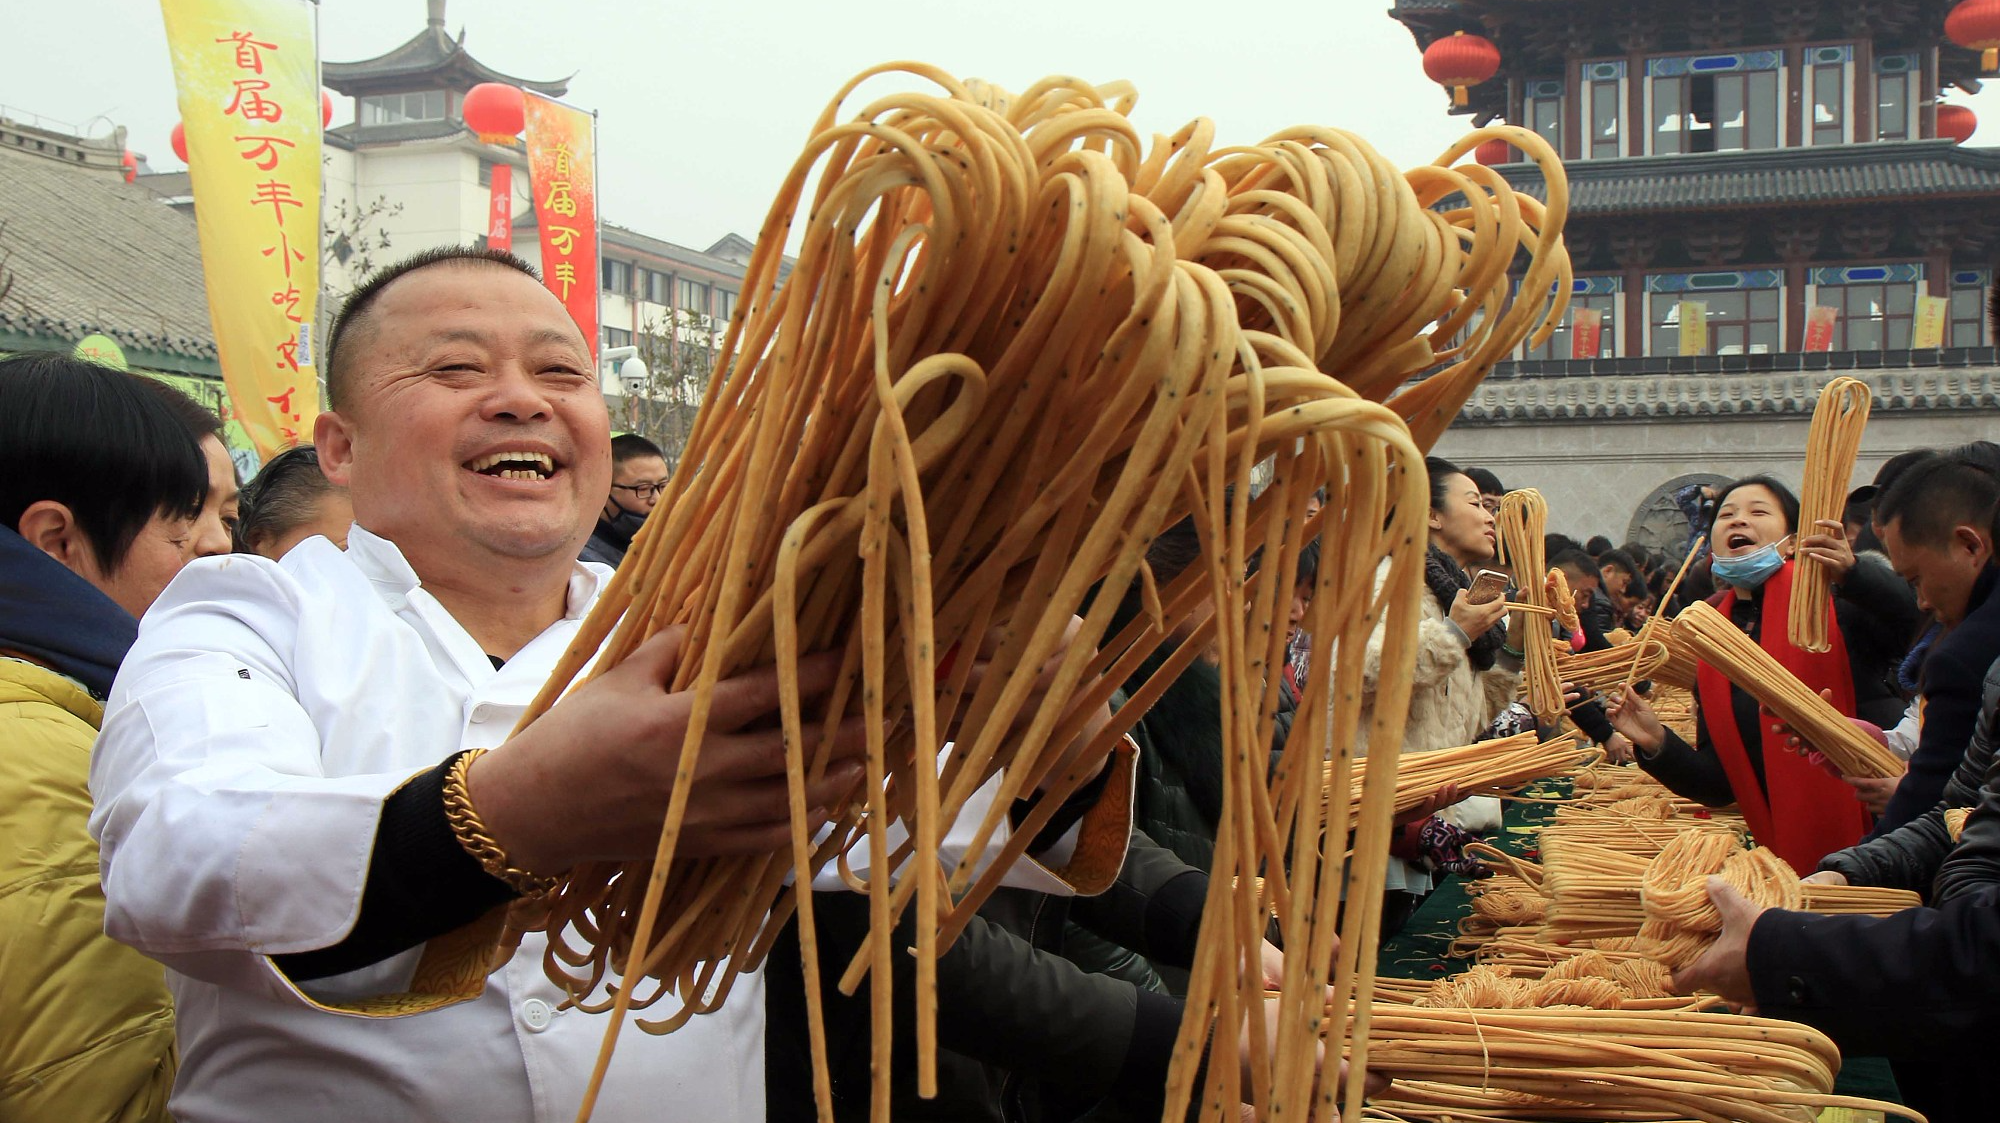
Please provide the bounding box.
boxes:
[1372,788,1912,1121]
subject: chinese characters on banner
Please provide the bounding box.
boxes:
[524,94,598,358]
[1803,305,1840,352]
[487,163,514,251]
[161,0,321,461]
[1569,306,1603,359]
[1913,294,1951,349]
[1676,300,1708,356]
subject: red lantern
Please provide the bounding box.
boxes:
[1940,103,1979,143]
[322,89,334,128]
[462,82,526,145]
[170,121,188,163]
[1474,138,1512,165]
[1423,30,1502,107]
[120,150,137,183]
[1948,0,2000,72]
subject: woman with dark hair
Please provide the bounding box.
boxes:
[235,445,354,559]
[1606,474,1920,872]
[1344,457,1522,928]
[0,352,209,1122]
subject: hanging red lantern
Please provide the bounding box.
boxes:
[322,89,334,128]
[461,82,526,144]
[1474,138,1513,165]
[170,121,188,163]
[1940,103,1979,143]
[1423,30,1502,107]
[120,150,137,183]
[1948,0,2000,72]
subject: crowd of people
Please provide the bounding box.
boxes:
[5,243,2000,1122]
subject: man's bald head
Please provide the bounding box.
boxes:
[324,246,543,412]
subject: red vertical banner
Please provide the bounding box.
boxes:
[1804,305,1839,352]
[524,95,598,357]
[1570,305,1603,359]
[487,163,513,251]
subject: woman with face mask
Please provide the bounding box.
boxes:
[1605,475,1920,872]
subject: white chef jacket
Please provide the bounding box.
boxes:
[90,525,1130,1123]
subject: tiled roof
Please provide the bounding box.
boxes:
[1491,141,2000,216]
[323,24,569,97]
[0,147,214,362]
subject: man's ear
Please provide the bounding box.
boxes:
[314,409,358,487]
[1954,522,1990,564]
[15,500,94,573]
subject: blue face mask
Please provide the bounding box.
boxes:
[1710,536,1791,591]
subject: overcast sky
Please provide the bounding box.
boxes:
[12,0,1511,249]
[14,1,2000,252]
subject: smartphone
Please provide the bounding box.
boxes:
[1467,569,1510,605]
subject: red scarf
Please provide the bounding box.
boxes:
[1695,559,1871,874]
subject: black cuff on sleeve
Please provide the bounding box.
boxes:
[274,751,517,981]
[1570,700,1617,745]
[1142,870,1209,971]
[1108,987,1186,1115]
[1012,750,1119,853]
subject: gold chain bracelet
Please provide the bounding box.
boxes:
[441,748,561,899]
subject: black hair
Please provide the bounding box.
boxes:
[1584,535,1614,557]
[235,445,340,554]
[1708,475,1801,536]
[1544,532,1580,558]
[1875,453,2000,549]
[611,432,666,468]
[324,245,543,411]
[1464,466,1504,496]
[1425,456,1467,511]
[0,353,209,571]
[1598,547,1642,583]
[1551,548,1602,585]
[148,381,227,441]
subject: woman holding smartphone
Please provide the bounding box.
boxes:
[1354,457,1524,931]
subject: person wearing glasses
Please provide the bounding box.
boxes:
[580,433,668,568]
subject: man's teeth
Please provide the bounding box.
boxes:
[468,451,556,474]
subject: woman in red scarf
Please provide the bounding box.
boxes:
[1605,476,1919,873]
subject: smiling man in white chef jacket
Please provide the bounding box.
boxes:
[85,247,902,1123]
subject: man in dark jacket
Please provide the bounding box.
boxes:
[578,433,668,568]
[1863,454,2000,836]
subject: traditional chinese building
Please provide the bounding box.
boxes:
[1391,0,2000,546]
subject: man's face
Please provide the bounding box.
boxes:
[1603,567,1639,616]
[605,453,669,518]
[1881,516,1991,626]
[315,264,610,565]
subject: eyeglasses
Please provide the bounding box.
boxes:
[612,481,668,499]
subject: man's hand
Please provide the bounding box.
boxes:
[1670,875,1767,1009]
[1604,685,1667,755]
[957,615,1115,794]
[1238,995,1390,1119]
[1801,870,1848,887]
[1798,519,1857,584]
[1604,733,1636,766]
[469,626,870,873]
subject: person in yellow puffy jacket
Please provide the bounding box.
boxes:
[0,352,224,1121]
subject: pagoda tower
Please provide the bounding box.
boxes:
[1390,0,2000,544]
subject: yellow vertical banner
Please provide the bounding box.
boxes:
[1913,294,1950,349]
[1677,300,1708,356]
[162,0,321,461]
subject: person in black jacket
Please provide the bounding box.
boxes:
[1858,453,2000,836]
[578,433,667,568]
